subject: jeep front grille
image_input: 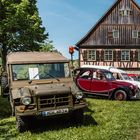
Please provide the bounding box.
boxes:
[38,93,72,110]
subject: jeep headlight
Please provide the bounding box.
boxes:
[21,96,31,105]
[75,91,83,100]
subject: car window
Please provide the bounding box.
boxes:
[80,70,91,79]
[121,73,130,80]
[93,70,106,80]
[104,72,116,81]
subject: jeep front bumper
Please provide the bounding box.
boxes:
[15,102,87,116]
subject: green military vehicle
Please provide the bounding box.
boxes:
[2,52,86,132]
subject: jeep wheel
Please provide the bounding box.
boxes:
[16,116,29,132]
[71,109,84,124]
[114,90,127,101]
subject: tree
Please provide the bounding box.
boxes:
[0,0,48,69]
[39,41,54,52]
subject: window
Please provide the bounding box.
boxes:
[113,30,119,38]
[132,30,138,38]
[121,50,130,61]
[120,10,132,16]
[80,70,91,79]
[87,50,96,61]
[12,63,70,81]
[104,50,113,61]
[119,6,132,16]
[138,50,140,61]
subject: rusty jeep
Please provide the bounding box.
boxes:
[4,52,86,132]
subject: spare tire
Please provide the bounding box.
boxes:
[1,72,9,97]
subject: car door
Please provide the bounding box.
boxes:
[90,70,111,95]
[77,69,92,92]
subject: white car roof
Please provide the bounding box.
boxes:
[81,65,126,73]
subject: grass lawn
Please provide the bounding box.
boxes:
[0,96,140,140]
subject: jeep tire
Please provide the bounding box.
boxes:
[16,116,29,132]
[114,90,127,101]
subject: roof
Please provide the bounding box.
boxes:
[7,52,69,64]
[81,65,126,73]
[81,65,114,70]
[75,67,110,72]
[76,0,140,46]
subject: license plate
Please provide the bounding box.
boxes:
[41,108,69,116]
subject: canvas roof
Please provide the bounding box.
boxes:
[7,52,69,64]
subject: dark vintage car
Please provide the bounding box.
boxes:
[74,67,138,101]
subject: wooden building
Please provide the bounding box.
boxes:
[76,0,140,74]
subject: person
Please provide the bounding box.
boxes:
[96,70,101,79]
[113,73,120,80]
[93,69,105,80]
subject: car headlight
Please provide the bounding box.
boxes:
[21,96,31,105]
[75,91,83,100]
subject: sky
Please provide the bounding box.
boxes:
[37,0,140,59]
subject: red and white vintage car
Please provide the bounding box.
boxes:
[74,67,138,101]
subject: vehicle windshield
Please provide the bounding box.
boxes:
[12,63,70,81]
[132,77,139,81]
[121,73,130,80]
[104,72,116,81]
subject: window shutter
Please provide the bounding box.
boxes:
[135,50,138,61]
[83,50,87,61]
[130,51,134,61]
[108,31,113,38]
[130,11,133,15]
[101,50,104,61]
[113,50,116,61]
[96,50,100,61]
[138,32,140,38]
[117,51,121,61]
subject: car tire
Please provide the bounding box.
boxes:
[114,90,127,101]
[71,109,84,124]
[16,116,29,132]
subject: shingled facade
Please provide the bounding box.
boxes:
[76,0,140,74]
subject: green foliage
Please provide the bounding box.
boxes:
[39,41,54,52]
[0,96,140,140]
[0,0,48,67]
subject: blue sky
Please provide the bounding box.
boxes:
[37,0,140,59]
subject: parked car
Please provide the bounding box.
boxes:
[2,52,87,132]
[128,74,140,81]
[74,67,138,101]
[81,65,140,99]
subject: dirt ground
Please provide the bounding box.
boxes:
[136,130,140,140]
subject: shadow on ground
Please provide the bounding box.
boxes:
[0,94,97,136]
[0,97,11,119]
[29,107,97,133]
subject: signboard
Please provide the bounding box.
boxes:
[29,68,39,80]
